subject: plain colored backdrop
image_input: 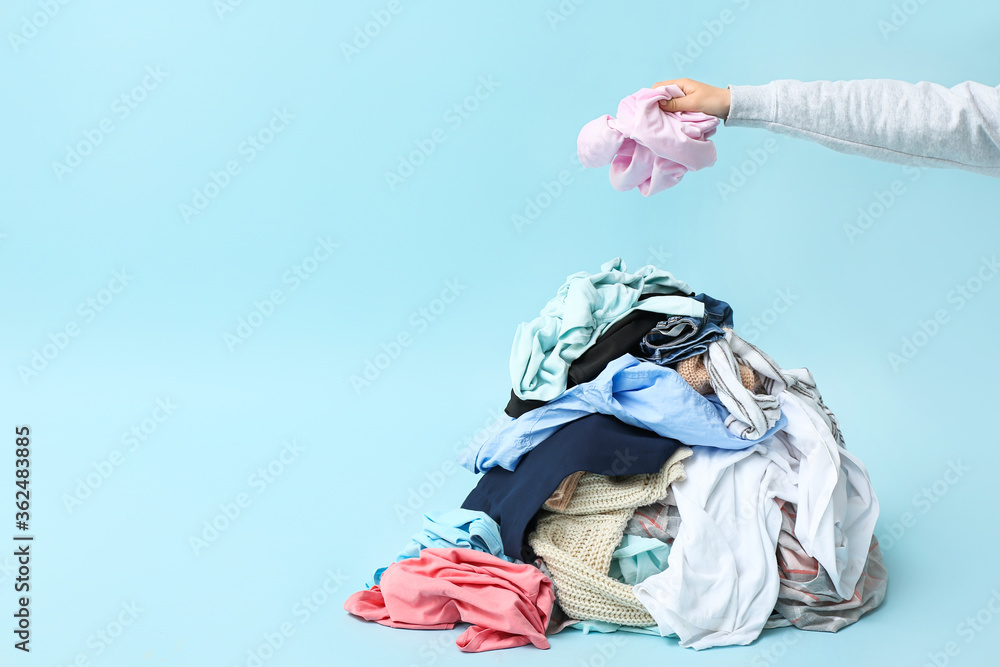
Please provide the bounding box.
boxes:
[2,0,999,665]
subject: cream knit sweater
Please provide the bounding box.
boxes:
[529,447,691,627]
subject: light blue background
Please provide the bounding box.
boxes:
[3,0,999,665]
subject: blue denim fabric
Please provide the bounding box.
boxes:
[639,293,734,365]
[458,354,787,474]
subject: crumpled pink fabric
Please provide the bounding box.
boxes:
[577,85,720,196]
[343,547,555,653]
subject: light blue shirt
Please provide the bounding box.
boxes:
[371,509,514,585]
[609,534,672,586]
[460,354,787,473]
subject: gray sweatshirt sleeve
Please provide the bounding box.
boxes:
[725,79,1000,177]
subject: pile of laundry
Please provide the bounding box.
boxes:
[344,258,886,652]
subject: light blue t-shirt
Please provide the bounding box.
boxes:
[460,354,787,473]
[371,509,514,585]
[510,257,701,403]
[608,534,671,586]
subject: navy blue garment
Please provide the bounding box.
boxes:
[639,293,734,365]
[505,293,733,418]
[461,413,686,562]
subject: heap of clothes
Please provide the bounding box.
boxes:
[345,259,887,652]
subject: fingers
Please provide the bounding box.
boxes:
[650,78,728,117]
[652,78,697,95]
[651,78,700,112]
[659,95,699,113]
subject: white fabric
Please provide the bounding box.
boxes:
[632,378,879,650]
[704,329,791,439]
[633,443,789,648]
[774,391,879,599]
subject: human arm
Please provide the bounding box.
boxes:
[652,77,1000,177]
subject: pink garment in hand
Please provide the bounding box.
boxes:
[343,547,555,653]
[577,85,720,196]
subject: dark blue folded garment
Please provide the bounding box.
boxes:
[461,413,685,561]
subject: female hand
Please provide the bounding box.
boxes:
[651,78,731,119]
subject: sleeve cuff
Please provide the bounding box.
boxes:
[724,84,778,127]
